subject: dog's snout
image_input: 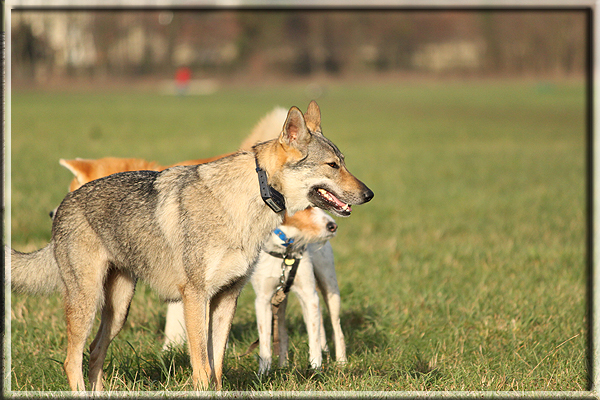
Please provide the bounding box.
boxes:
[326,221,337,233]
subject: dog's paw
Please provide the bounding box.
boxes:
[258,357,272,375]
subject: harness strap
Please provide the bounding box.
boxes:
[267,246,305,295]
[270,250,303,357]
[237,339,260,359]
[282,257,301,294]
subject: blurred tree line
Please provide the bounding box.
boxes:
[11,9,587,83]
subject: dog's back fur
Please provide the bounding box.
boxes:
[60,154,234,193]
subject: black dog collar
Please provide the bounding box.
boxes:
[255,156,286,213]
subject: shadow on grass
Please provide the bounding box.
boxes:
[340,303,390,354]
[95,301,439,390]
[93,342,192,390]
[223,360,330,391]
[229,316,261,345]
[406,348,444,388]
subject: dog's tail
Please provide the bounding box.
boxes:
[8,243,63,294]
[239,106,288,151]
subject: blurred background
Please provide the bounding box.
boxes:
[9,9,590,391]
[11,10,587,90]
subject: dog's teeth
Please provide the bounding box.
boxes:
[318,188,350,212]
[319,188,332,201]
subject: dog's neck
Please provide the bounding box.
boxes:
[186,151,286,262]
[263,227,306,258]
[251,140,286,190]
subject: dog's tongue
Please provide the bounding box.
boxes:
[336,198,351,212]
[319,188,351,212]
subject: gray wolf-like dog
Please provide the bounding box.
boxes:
[57,107,348,375]
[10,101,373,391]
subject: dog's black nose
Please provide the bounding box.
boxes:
[326,221,337,233]
[363,188,374,203]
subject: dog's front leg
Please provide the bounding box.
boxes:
[163,302,187,350]
[181,284,211,391]
[254,289,274,374]
[322,290,346,363]
[293,285,323,370]
[208,278,247,390]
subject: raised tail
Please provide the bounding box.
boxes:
[239,106,289,151]
[8,243,63,294]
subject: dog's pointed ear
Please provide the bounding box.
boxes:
[279,106,311,150]
[59,158,90,190]
[305,100,322,134]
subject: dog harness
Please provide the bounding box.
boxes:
[266,228,304,295]
[267,232,307,356]
[269,248,304,297]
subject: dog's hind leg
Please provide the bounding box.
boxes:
[62,262,109,391]
[64,301,96,391]
[88,269,137,391]
[208,278,247,390]
[313,246,347,363]
[319,287,346,363]
[181,284,212,391]
[317,307,329,354]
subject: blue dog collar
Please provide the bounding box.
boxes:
[273,228,294,247]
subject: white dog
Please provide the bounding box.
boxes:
[162,207,347,374]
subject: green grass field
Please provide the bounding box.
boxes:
[8,79,588,393]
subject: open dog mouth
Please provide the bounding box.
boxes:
[311,187,352,216]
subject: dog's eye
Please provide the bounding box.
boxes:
[326,162,339,169]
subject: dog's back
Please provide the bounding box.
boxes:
[60,157,162,192]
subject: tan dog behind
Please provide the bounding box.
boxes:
[59,107,288,193]
[11,101,373,391]
[60,154,231,192]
